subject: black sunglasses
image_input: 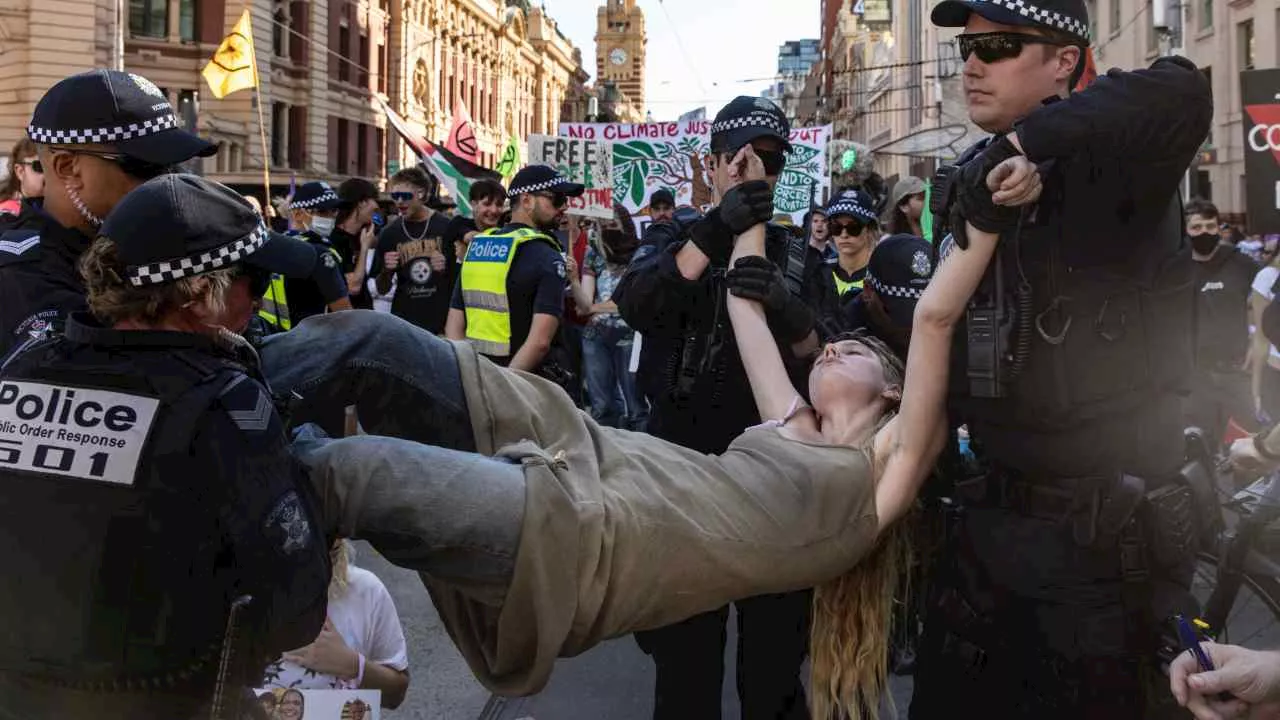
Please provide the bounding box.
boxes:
[16,159,42,174]
[716,144,789,176]
[831,219,872,237]
[390,191,419,202]
[957,32,1064,64]
[533,191,568,209]
[234,264,273,299]
[52,149,169,180]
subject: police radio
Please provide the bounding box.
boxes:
[931,162,1019,399]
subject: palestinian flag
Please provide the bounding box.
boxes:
[377,97,500,217]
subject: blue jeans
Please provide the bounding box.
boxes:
[582,325,647,430]
[258,311,524,604]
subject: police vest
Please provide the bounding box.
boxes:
[833,270,864,297]
[257,232,341,333]
[0,320,328,691]
[459,227,561,358]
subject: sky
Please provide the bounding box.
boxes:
[541,0,822,121]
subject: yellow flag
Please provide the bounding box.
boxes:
[496,135,520,180]
[202,9,258,99]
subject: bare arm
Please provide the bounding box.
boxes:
[445,308,466,341]
[569,272,596,317]
[727,221,805,423]
[362,662,410,709]
[873,224,1000,528]
[509,313,559,372]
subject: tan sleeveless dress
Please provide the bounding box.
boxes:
[429,341,879,696]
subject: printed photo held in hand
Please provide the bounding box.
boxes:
[1169,640,1280,720]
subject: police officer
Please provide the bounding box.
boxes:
[257,182,353,334]
[912,1,1213,718]
[0,174,331,719]
[851,233,935,359]
[814,189,878,339]
[0,69,217,359]
[446,165,582,376]
[613,96,818,720]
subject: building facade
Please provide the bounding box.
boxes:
[0,0,584,195]
[764,38,820,124]
[594,0,645,123]
[1086,0,1279,223]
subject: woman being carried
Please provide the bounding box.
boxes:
[263,152,1028,715]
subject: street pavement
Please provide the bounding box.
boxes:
[360,542,914,720]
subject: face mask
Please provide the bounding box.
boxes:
[1188,232,1219,255]
[311,216,336,237]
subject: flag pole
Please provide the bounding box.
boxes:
[248,3,271,208]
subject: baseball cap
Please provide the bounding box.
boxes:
[27,70,217,166]
[710,96,793,154]
[825,189,879,223]
[507,165,585,198]
[103,174,320,287]
[889,176,928,211]
[650,189,676,208]
[932,0,1091,43]
[290,181,342,211]
[866,234,935,328]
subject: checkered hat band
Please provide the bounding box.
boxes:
[974,0,1091,41]
[509,176,571,197]
[868,272,924,300]
[126,223,268,287]
[828,201,877,222]
[291,190,340,210]
[27,113,179,145]
[711,113,789,142]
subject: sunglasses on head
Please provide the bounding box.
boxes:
[957,32,1065,64]
[390,191,418,202]
[533,191,568,209]
[831,218,872,236]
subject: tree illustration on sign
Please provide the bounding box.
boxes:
[613,138,713,210]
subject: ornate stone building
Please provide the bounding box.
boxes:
[594,0,645,122]
[0,0,584,195]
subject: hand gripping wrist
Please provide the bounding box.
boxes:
[719,180,775,235]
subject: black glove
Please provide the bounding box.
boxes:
[719,180,775,235]
[687,208,734,266]
[726,255,816,344]
[952,135,1024,234]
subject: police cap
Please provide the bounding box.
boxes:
[27,70,217,166]
[103,174,320,288]
[290,181,342,211]
[932,0,1091,43]
[825,189,879,224]
[508,165,585,198]
[711,96,792,154]
[866,234,935,328]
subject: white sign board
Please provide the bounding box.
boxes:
[0,381,160,486]
[526,134,615,219]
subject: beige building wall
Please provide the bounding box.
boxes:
[0,0,583,194]
[1088,0,1280,222]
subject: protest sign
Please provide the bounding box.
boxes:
[253,687,381,719]
[526,134,614,219]
[559,121,832,224]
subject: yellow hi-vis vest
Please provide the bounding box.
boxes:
[460,227,561,358]
[258,275,291,331]
[833,270,865,298]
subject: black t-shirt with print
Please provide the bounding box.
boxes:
[329,226,372,310]
[370,212,456,333]
[450,222,566,367]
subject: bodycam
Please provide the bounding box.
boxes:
[0,382,139,432]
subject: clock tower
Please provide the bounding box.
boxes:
[595,0,646,121]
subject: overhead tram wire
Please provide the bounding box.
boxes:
[654,0,709,98]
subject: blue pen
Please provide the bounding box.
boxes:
[1176,615,1233,702]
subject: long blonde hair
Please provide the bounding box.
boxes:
[809,332,911,720]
